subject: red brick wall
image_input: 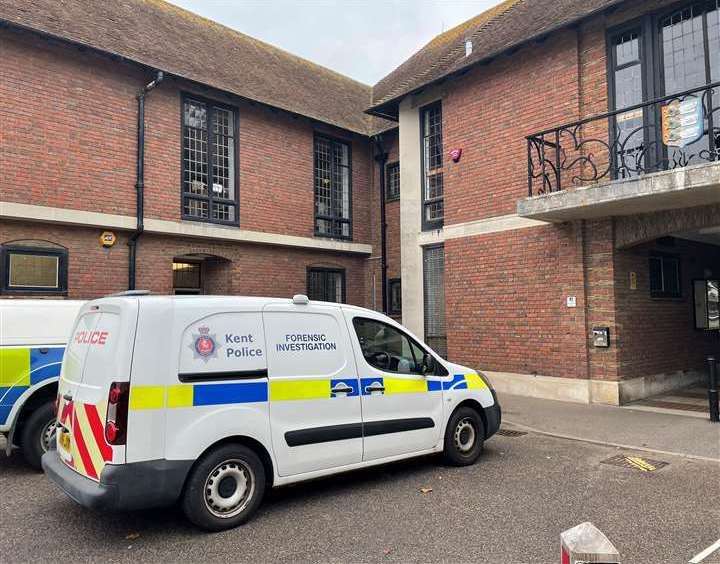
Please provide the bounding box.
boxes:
[0,27,376,306]
[0,28,139,216]
[0,27,373,245]
[445,223,588,377]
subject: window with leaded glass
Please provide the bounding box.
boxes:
[307,267,345,303]
[423,245,446,358]
[314,136,351,239]
[182,97,237,225]
[386,161,400,201]
[421,102,443,230]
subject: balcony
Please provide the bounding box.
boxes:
[518,82,720,223]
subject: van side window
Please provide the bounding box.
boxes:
[352,317,425,375]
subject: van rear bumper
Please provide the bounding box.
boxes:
[484,390,502,439]
[42,450,192,511]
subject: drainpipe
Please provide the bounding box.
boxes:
[128,70,164,290]
[373,134,389,314]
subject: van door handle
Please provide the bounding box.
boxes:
[365,383,385,393]
[63,393,72,401]
[331,383,353,395]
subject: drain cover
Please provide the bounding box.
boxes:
[496,429,527,437]
[601,454,668,472]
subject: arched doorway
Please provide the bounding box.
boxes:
[172,253,232,295]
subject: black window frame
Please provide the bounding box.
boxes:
[0,245,68,295]
[606,0,720,176]
[385,161,400,201]
[420,101,444,231]
[181,94,240,226]
[423,244,447,358]
[388,278,402,315]
[649,254,682,299]
[306,267,346,303]
[313,133,353,240]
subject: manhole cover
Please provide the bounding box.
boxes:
[601,454,668,472]
[496,429,527,437]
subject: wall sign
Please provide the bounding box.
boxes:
[661,96,704,148]
[592,327,610,348]
[566,296,577,308]
[100,231,117,248]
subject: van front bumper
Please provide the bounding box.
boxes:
[42,450,192,511]
[484,390,502,439]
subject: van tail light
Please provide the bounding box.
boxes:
[105,381,129,446]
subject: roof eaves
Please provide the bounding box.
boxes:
[0,16,375,137]
[367,0,624,115]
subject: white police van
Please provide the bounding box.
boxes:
[0,299,84,469]
[42,293,500,531]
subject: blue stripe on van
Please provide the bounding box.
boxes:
[0,386,29,425]
[30,347,64,385]
[192,382,268,406]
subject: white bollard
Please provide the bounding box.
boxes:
[560,522,620,564]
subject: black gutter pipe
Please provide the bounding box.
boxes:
[128,70,164,290]
[372,134,389,314]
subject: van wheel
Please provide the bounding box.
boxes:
[182,444,266,531]
[20,401,57,471]
[443,407,485,466]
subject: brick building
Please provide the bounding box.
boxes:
[2,0,719,404]
[369,0,720,403]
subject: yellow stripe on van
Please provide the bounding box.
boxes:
[0,348,30,387]
[129,386,166,410]
[269,379,330,401]
[166,385,194,408]
[465,373,488,390]
[383,377,428,394]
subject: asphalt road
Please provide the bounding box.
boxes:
[1,432,718,563]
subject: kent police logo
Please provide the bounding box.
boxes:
[190,325,220,361]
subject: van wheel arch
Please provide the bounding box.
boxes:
[188,436,274,490]
[10,381,58,448]
[452,399,489,439]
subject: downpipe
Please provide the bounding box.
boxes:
[372,134,389,314]
[128,70,164,290]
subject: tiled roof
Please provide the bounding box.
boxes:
[370,0,624,115]
[0,0,393,135]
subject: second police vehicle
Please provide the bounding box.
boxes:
[43,293,501,530]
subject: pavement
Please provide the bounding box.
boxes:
[499,392,720,461]
[1,395,719,563]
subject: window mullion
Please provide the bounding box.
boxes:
[207,106,215,218]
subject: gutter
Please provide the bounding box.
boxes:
[372,135,389,314]
[128,70,164,290]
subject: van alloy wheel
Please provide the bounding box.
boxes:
[41,420,57,453]
[203,459,255,519]
[454,417,476,453]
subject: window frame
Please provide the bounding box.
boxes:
[649,254,682,299]
[351,316,448,376]
[420,101,444,231]
[180,93,240,227]
[0,245,68,295]
[385,161,400,201]
[605,1,720,176]
[306,266,347,303]
[313,133,353,240]
[388,278,402,315]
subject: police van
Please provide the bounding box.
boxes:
[1,299,84,469]
[42,293,501,531]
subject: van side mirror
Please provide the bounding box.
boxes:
[421,353,434,375]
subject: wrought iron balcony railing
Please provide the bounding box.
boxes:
[526,81,720,197]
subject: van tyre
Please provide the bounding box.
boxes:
[20,400,57,471]
[182,444,266,531]
[443,407,484,466]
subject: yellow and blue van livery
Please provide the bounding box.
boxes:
[43,294,501,531]
[0,346,64,425]
[0,300,84,469]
